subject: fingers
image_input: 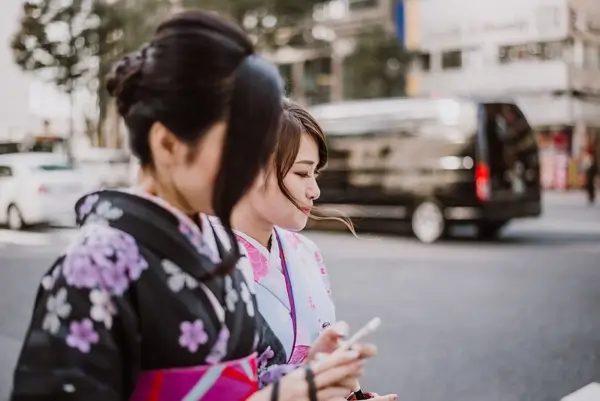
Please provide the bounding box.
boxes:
[312,349,361,374]
[370,395,398,401]
[329,321,350,337]
[351,343,377,359]
[316,387,355,400]
[308,322,350,361]
[313,360,364,390]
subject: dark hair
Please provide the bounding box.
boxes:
[106,10,284,275]
[275,99,355,234]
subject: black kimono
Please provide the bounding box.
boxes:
[10,189,279,401]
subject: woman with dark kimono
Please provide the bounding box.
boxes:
[10,10,374,401]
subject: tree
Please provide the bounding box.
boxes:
[343,26,413,100]
[11,0,122,154]
[180,0,329,50]
[89,0,169,145]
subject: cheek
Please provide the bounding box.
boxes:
[281,175,305,202]
[253,183,302,225]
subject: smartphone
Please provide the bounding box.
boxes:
[336,317,381,353]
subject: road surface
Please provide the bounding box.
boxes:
[0,192,598,401]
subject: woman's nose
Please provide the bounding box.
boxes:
[307,182,320,201]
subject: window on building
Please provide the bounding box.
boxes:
[349,0,378,11]
[441,50,462,69]
[498,41,567,63]
[304,57,332,105]
[418,52,431,71]
[0,166,13,178]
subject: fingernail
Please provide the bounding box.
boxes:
[334,321,350,336]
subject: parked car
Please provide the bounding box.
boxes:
[0,153,92,230]
[309,97,542,243]
[75,147,132,189]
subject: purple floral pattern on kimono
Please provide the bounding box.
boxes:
[179,320,209,353]
[66,319,99,353]
[63,224,149,296]
[12,190,262,401]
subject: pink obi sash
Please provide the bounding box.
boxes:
[130,353,258,401]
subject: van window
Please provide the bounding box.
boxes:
[0,166,13,177]
[0,143,19,155]
[483,103,538,191]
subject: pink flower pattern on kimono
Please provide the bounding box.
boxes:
[308,296,316,311]
[314,251,327,275]
[78,194,100,219]
[205,326,231,364]
[257,346,275,370]
[179,320,209,353]
[66,319,99,353]
[288,345,310,365]
[237,236,269,282]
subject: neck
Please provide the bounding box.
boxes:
[137,168,198,216]
[231,201,274,249]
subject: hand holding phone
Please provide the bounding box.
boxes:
[335,317,381,354]
[336,318,381,401]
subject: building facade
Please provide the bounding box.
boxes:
[404,0,600,189]
[265,0,397,105]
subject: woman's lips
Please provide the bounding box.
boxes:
[300,207,312,215]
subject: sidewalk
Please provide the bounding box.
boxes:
[507,190,600,236]
[542,190,596,207]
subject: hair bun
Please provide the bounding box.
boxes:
[106,48,147,115]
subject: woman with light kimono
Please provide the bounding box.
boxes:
[10,11,375,401]
[214,100,398,401]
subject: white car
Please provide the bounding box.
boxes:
[0,153,92,230]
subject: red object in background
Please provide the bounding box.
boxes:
[553,131,569,190]
[539,130,572,190]
[540,148,555,189]
[475,162,491,201]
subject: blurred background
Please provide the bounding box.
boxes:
[0,0,599,400]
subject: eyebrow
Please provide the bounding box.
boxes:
[295,160,316,166]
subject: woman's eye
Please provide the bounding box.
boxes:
[295,172,310,178]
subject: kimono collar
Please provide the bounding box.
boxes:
[75,190,221,268]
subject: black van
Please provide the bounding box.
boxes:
[309,97,542,243]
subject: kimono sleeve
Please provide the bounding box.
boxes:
[11,224,147,401]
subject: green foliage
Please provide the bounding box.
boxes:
[11,0,331,142]
[343,26,413,100]
[12,0,100,93]
[180,0,328,50]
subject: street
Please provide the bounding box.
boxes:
[0,192,598,401]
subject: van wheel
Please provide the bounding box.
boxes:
[7,204,25,231]
[411,201,446,243]
[477,221,507,240]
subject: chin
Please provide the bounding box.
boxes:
[281,215,309,232]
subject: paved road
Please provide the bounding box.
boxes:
[0,192,598,401]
